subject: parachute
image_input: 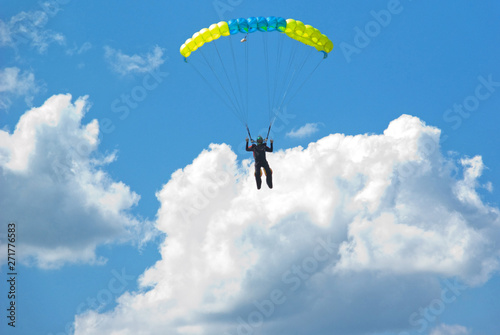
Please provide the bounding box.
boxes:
[180,17,333,59]
[180,16,333,140]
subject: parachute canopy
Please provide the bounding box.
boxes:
[179,16,333,140]
[180,16,333,59]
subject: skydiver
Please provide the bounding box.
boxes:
[246,136,273,190]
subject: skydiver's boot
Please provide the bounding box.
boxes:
[264,167,273,189]
[266,175,273,189]
[255,169,262,190]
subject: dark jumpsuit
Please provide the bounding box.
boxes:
[246,141,273,189]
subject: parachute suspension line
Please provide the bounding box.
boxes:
[271,33,285,117]
[198,48,246,125]
[262,32,275,142]
[262,33,272,123]
[199,48,235,108]
[188,60,246,126]
[274,40,300,115]
[266,33,284,141]
[265,119,274,141]
[246,124,254,142]
[212,40,246,119]
[228,35,246,124]
[245,35,249,124]
[281,55,325,108]
[277,46,314,111]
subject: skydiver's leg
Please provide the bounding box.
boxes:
[263,162,273,189]
[254,163,262,190]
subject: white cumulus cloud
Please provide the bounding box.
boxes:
[104,45,166,76]
[286,122,321,138]
[430,323,470,335]
[0,94,155,268]
[0,8,65,53]
[74,115,500,335]
[0,67,40,110]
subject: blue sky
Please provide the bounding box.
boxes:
[1,1,499,334]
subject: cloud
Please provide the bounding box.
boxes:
[0,8,65,53]
[104,45,166,76]
[0,67,40,110]
[430,324,470,335]
[0,94,155,268]
[66,41,92,56]
[286,122,321,138]
[74,115,500,334]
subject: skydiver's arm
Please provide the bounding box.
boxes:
[266,141,273,152]
[246,141,252,151]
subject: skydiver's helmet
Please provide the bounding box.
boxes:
[256,136,264,144]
